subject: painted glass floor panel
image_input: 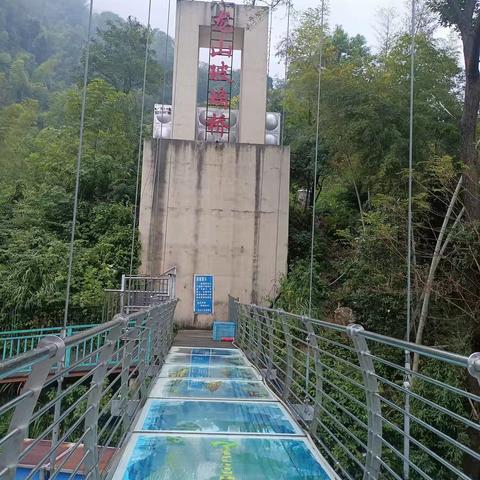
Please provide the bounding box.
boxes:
[166,353,248,367]
[159,364,260,380]
[151,378,272,400]
[136,400,302,435]
[114,434,333,480]
[171,347,242,357]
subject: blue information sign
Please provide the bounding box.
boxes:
[194,275,214,314]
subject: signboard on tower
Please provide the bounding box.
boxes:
[205,3,236,142]
[194,274,215,314]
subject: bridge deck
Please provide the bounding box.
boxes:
[173,329,233,348]
[111,338,337,479]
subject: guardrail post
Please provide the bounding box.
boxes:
[83,321,125,480]
[151,307,164,360]
[161,306,171,359]
[252,306,263,364]
[468,352,480,386]
[302,318,323,434]
[168,302,176,349]
[259,311,276,382]
[280,311,294,401]
[65,327,73,368]
[137,313,151,400]
[120,274,126,313]
[0,335,65,480]
[118,315,135,431]
[245,306,255,359]
[265,311,275,375]
[237,304,246,348]
[146,307,163,380]
[347,324,382,480]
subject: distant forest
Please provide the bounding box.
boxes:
[0,0,176,327]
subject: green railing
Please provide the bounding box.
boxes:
[0,321,149,373]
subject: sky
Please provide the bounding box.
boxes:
[93,0,408,76]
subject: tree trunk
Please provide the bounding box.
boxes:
[461,35,480,220]
[412,177,463,373]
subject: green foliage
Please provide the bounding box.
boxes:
[89,17,163,94]
[0,78,141,325]
[0,0,178,327]
[276,6,477,350]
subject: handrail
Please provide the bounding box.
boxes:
[233,301,480,480]
[0,344,59,377]
[253,304,476,368]
[0,300,177,480]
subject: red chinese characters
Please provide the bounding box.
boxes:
[209,62,232,83]
[208,87,230,108]
[212,10,233,33]
[205,5,235,140]
[210,39,233,58]
[206,113,229,136]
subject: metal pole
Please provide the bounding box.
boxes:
[308,0,326,317]
[404,0,416,477]
[273,0,292,306]
[62,0,94,333]
[129,0,153,281]
[280,0,291,147]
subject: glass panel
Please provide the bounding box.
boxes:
[171,347,242,356]
[166,353,248,366]
[160,364,260,380]
[139,400,301,435]
[118,434,332,480]
[151,378,272,400]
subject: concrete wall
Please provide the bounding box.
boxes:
[139,139,290,328]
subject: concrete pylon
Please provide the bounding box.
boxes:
[139,1,290,328]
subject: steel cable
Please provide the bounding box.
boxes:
[308,0,326,317]
[272,0,292,306]
[404,1,416,477]
[128,0,154,282]
[160,0,174,272]
[62,0,94,333]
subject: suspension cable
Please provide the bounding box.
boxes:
[128,0,153,285]
[161,0,172,109]
[404,0,416,478]
[62,0,94,335]
[280,0,291,147]
[160,0,174,272]
[267,4,274,79]
[273,0,292,306]
[308,0,326,318]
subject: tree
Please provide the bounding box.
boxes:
[375,7,399,55]
[89,17,163,94]
[428,0,480,219]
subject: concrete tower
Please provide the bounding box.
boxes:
[139,0,290,327]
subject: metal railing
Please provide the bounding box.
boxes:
[0,320,166,374]
[233,302,480,480]
[0,300,177,480]
[112,269,177,314]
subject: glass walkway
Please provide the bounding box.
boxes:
[112,346,337,479]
